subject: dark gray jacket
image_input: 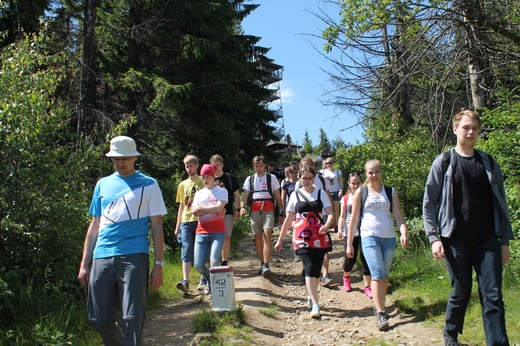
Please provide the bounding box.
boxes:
[423,148,513,245]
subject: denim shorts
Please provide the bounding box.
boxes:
[180,221,197,263]
[362,236,396,280]
[330,191,341,202]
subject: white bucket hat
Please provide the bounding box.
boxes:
[105,136,141,157]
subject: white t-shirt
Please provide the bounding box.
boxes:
[193,186,228,224]
[242,173,280,200]
[286,188,332,216]
[360,187,395,238]
[321,169,342,193]
[294,174,330,191]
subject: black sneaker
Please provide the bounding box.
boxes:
[442,330,459,346]
[176,280,189,293]
[377,312,390,331]
[220,260,228,266]
[373,307,390,319]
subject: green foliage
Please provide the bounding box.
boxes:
[335,122,437,218]
[479,89,520,239]
[0,32,103,338]
[301,130,313,154]
[318,127,332,153]
[93,0,278,177]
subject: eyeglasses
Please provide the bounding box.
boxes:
[324,161,333,165]
[111,157,133,162]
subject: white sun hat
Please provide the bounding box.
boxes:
[105,136,141,157]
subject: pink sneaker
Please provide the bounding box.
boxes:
[364,285,373,299]
[343,276,351,292]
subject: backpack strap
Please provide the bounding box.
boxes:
[441,150,451,177]
[342,193,349,205]
[249,173,274,203]
[383,185,393,213]
[360,185,368,216]
[317,173,326,190]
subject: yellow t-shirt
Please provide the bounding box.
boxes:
[175,177,204,222]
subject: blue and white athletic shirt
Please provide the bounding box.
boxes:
[89,171,167,259]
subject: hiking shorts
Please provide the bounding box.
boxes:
[250,210,275,235]
[224,214,234,237]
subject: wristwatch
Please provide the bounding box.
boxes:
[154,260,165,268]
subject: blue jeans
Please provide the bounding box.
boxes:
[442,235,508,345]
[180,221,197,263]
[194,232,225,279]
[362,236,396,280]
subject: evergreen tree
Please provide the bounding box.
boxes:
[302,130,313,155]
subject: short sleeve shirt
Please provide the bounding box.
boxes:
[176,177,205,222]
[89,171,167,258]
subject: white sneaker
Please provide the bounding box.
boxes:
[203,282,211,295]
[310,304,320,318]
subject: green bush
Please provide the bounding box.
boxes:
[193,305,247,333]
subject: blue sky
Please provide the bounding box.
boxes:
[241,0,364,147]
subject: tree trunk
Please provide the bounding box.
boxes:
[79,0,99,135]
[460,0,490,110]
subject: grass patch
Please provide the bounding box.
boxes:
[192,305,251,345]
[258,300,280,318]
[259,305,279,318]
[0,288,101,346]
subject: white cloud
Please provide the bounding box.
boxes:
[280,80,296,103]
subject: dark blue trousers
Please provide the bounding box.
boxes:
[442,235,509,346]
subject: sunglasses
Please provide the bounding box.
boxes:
[324,161,333,165]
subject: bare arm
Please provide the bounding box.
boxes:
[502,245,510,265]
[347,189,362,257]
[281,188,287,210]
[337,199,347,239]
[239,190,249,217]
[274,211,295,253]
[338,173,344,198]
[175,203,185,238]
[233,190,241,221]
[78,216,100,287]
[391,190,408,249]
[149,215,164,291]
[192,200,226,216]
[320,206,334,234]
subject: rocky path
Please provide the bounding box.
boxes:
[143,236,445,345]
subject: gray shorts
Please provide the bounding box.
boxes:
[224,214,234,237]
[250,210,275,235]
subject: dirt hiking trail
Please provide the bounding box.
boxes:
[143,234,447,345]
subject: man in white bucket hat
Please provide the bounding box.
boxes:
[78,135,167,345]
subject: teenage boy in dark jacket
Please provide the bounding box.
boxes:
[423,110,513,346]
